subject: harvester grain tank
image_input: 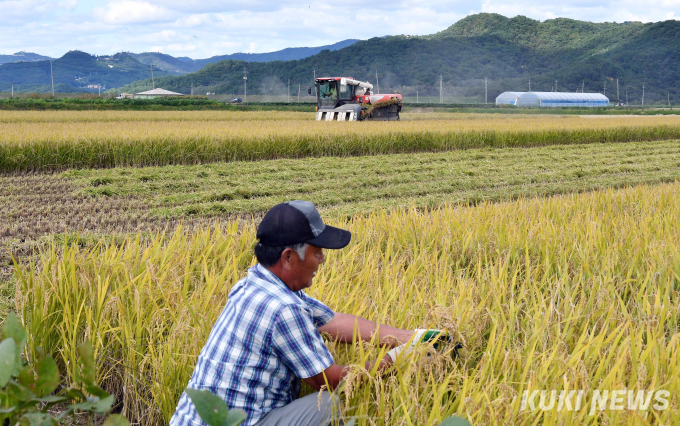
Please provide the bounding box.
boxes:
[311,77,402,121]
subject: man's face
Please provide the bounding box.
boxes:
[291,245,325,291]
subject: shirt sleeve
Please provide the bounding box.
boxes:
[271,304,335,379]
[297,291,335,327]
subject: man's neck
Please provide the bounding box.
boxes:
[262,263,297,292]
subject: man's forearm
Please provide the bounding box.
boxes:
[318,312,414,348]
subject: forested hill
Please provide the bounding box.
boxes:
[114,14,680,104]
[0,40,359,93]
[0,51,175,93]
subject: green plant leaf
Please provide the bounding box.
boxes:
[439,416,472,426]
[34,355,59,397]
[226,409,247,426]
[86,383,110,399]
[69,394,114,414]
[91,394,115,414]
[18,365,36,388]
[29,395,68,409]
[102,414,132,426]
[185,388,231,426]
[20,412,54,426]
[0,406,17,414]
[7,381,37,402]
[76,340,96,386]
[1,312,26,372]
[344,419,356,426]
[0,338,16,387]
[65,387,86,401]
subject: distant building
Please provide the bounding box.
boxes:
[515,92,609,107]
[87,84,100,89]
[134,88,184,99]
[495,91,525,105]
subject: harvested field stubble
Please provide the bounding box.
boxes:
[2,112,680,171]
[14,183,680,425]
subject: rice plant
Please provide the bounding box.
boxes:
[2,111,680,172]
[12,182,680,425]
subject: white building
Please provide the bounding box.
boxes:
[515,92,610,107]
[495,91,525,105]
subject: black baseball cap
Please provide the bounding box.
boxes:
[256,201,351,249]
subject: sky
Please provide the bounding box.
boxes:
[2,0,679,59]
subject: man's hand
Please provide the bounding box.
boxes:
[386,329,449,362]
[302,354,392,391]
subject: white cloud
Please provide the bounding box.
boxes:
[2,0,679,58]
[93,1,176,24]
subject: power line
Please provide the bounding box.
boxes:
[485,77,488,104]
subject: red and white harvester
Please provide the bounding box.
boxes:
[310,77,402,121]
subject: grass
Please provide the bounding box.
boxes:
[65,139,680,217]
[2,111,680,172]
[2,139,679,273]
[12,182,680,425]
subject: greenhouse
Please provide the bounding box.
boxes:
[515,92,609,107]
[495,91,525,105]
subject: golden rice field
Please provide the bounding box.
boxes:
[2,110,680,425]
[13,183,680,425]
[2,111,680,171]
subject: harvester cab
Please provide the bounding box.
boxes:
[312,77,402,121]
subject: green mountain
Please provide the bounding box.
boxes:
[0,40,362,93]
[0,51,171,93]
[0,51,53,65]
[128,40,359,74]
[113,14,680,104]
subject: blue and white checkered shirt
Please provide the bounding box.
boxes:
[170,264,336,426]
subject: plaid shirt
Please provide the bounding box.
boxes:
[170,264,335,426]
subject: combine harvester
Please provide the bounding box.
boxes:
[311,77,402,121]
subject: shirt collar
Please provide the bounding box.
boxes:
[251,263,296,295]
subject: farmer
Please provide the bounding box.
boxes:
[170,201,444,426]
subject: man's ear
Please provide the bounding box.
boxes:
[280,248,294,270]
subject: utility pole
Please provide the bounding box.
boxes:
[603,80,606,96]
[375,70,380,94]
[439,75,443,104]
[582,81,585,93]
[50,60,55,97]
[485,77,488,104]
[616,79,619,101]
[191,82,194,96]
[642,84,645,106]
[669,92,671,107]
[528,78,531,91]
[416,91,418,103]
[298,84,300,103]
[555,79,558,92]
[11,85,13,99]
[313,68,316,97]
[288,78,290,103]
[243,68,247,103]
[626,90,629,105]
[150,64,155,89]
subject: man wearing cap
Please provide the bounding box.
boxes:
[171,201,445,426]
